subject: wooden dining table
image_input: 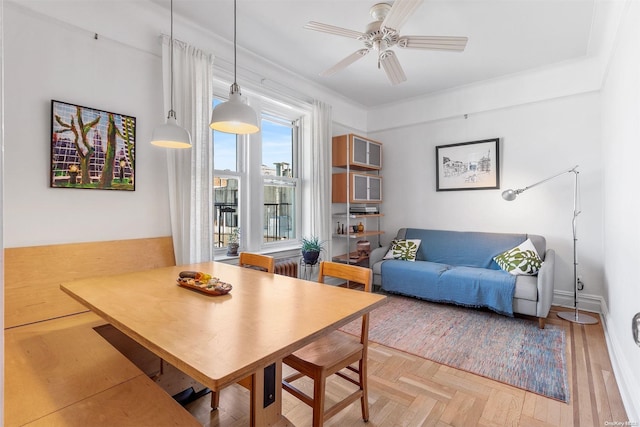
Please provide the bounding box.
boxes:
[60,261,387,426]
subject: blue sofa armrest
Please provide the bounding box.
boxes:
[536,248,556,319]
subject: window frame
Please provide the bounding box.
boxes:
[211,84,304,256]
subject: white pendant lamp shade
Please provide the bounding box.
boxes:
[151,113,192,148]
[209,0,260,135]
[210,84,259,134]
[151,0,192,148]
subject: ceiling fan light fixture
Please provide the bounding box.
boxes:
[151,0,192,149]
[209,0,260,135]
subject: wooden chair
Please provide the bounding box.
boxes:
[282,261,373,427]
[210,252,274,410]
[239,252,275,273]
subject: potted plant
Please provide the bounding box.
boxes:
[227,227,240,256]
[301,236,325,265]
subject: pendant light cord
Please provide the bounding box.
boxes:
[230,0,240,95]
[234,0,237,84]
[168,0,176,119]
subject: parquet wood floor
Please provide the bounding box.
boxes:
[183,306,629,426]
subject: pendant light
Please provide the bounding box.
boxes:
[151,0,192,148]
[209,0,260,134]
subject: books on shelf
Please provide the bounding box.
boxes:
[349,206,379,214]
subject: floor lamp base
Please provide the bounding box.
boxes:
[557,310,599,325]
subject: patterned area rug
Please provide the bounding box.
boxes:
[340,294,569,402]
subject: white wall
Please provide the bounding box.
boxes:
[370,92,603,310]
[3,3,171,247]
[601,1,640,421]
[1,0,5,409]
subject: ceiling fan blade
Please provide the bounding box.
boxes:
[381,0,424,34]
[304,21,364,40]
[398,36,468,51]
[379,50,406,85]
[320,49,370,77]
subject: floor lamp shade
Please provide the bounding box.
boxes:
[151,115,192,148]
[210,88,259,135]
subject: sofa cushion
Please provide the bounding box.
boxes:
[383,239,421,261]
[404,228,527,269]
[381,261,517,316]
[494,238,542,275]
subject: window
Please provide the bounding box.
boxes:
[212,100,238,172]
[262,115,298,244]
[213,98,241,249]
[212,94,303,254]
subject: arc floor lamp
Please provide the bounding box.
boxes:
[502,165,599,325]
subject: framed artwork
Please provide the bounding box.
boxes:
[435,138,499,191]
[50,100,136,191]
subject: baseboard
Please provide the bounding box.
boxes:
[600,302,640,423]
[552,289,602,314]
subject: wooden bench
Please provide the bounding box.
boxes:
[4,237,201,426]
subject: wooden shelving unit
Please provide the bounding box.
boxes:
[331,134,384,267]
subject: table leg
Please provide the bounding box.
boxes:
[250,359,293,426]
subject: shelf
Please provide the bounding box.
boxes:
[332,252,369,266]
[333,230,384,239]
[333,213,384,219]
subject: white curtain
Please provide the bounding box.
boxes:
[160,36,215,265]
[309,100,332,247]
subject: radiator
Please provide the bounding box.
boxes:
[274,259,298,278]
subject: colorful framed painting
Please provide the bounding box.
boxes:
[435,138,500,191]
[50,100,136,191]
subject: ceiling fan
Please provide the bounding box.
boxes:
[305,0,468,85]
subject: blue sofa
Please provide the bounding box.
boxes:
[369,228,555,328]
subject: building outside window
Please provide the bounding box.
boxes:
[262,115,298,244]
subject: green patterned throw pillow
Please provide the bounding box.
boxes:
[494,238,543,275]
[383,239,421,262]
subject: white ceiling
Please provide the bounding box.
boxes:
[153,0,596,107]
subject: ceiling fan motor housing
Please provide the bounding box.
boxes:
[363,20,399,51]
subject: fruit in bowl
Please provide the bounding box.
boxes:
[179,271,212,282]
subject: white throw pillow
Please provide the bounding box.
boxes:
[494,238,542,275]
[383,239,421,262]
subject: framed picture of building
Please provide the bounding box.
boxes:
[50,100,136,191]
[435,138,499,191]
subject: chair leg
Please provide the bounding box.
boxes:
[359,360,369,422]
[312,375,327,427]
[210,390,220,410]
